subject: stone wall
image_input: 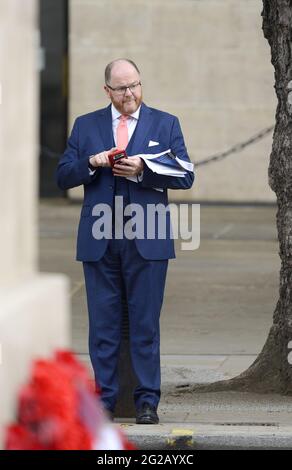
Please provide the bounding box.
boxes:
[69,0,276,202]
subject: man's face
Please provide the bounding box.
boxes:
[104,61,143,115]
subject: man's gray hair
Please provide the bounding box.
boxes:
[105,59,140,85]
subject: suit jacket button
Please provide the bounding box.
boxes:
[109,185,113,189]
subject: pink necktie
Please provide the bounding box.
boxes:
[116,115,129,150]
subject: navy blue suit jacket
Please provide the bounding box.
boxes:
[56,103,194,261]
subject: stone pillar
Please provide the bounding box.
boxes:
[0,0,70,446]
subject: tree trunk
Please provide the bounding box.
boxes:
[176,0,292,396]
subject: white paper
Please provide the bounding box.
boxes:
[143,158,187,176]
[125,150,192,188]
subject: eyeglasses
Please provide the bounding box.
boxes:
[106,81,141,96]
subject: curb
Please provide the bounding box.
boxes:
[119,423,292,450]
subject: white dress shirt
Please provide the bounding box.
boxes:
[111,103,141,146]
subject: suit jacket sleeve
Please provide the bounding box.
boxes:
[140,117,194,190]
[56,118,100,191]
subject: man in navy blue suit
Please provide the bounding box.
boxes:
[56,59,194,424]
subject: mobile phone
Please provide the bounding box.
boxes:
[108,149,128,167]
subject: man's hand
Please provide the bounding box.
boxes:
[89,147,117,168]
[112,156,144,177]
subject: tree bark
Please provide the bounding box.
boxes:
[174,0,292,397]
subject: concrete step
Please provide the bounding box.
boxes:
[118,422,292,450]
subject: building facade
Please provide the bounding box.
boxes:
[69,0,277,203]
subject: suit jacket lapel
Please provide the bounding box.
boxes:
[127,103,153,155]
[96,104,115,150]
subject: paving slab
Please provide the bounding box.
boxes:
[39,200,289,449]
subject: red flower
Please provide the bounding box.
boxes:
[5,425,43,450]
[4,350,134,450]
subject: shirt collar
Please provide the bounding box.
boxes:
[111,103,141,121]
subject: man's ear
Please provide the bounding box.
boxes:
[104,85,110,99]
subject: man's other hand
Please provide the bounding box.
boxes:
[112,156,144,177]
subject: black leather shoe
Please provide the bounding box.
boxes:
[136,403,159,424]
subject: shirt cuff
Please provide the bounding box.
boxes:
[88,155,97,175]
[137,170,144,182]
[88,167,97,176]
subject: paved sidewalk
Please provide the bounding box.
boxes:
[39,199,289,449]
[120,422,292,450]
